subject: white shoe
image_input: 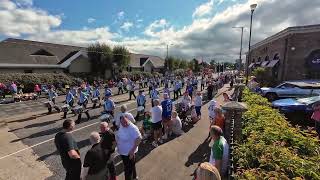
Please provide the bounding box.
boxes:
[152,141,158,147]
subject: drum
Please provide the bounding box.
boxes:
[92,97,98,104]
[137,106,144,112]
[73,105,83,114]
[99,113,110,121]
[61,104,70,112]
[44,101,54,108]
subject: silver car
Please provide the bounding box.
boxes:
[260,81,320,101]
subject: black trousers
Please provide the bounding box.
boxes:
[121,155,137,180]
[201,84,205,91]
[174,90,179,100]
[129,91,136,100]
[65,159,81,180]
[118,87,124,94]
[178,88,182,96]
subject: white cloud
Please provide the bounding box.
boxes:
[0,0,61,37]
[120,22,134,32]
[15,0,33,6]
[192,0,214,18]
[137,19,143,23]
[87,18,96,23]
[28,27,118,46]
[144,19,169,37]
[117,11,125,19]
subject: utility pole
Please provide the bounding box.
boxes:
[232,26,244,72]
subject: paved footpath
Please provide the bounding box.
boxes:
[117,85,232,180]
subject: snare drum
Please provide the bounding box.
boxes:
[137,106,144,112]
[44,101,54,107]
[61,104,70,112]
[99,113,110,121]
[92,97,98,103]
[73,105,83,114]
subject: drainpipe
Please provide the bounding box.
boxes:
[281,37,289,82]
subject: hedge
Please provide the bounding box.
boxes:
[234,89,320,179]
[119,71,162,79]
[0,73,80,93]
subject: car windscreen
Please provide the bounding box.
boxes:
[297,96,320,105]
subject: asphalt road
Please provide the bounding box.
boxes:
[4,85,195,180]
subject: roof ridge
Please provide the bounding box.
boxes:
[3,38,85,49]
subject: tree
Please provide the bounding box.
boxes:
[172,58,181,70]
[87,43,113,77]
[112,46,130,71]
[209,59,216,66]
[179,59,188,69]
[192,58,200,72]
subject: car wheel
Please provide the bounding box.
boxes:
[266,93,278,101]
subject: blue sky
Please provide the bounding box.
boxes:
[0,0,319,61]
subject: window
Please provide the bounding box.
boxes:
[30,49,54,56]
[274,53,280,60]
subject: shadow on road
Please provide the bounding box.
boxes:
[184,138,210,167]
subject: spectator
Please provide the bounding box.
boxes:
[139,111,152,140]
[114,104,136,129]
[100,122,117,180]
[208,100,217,124]
[54,119,81,180]
[161,93,173,140]
[10,81,17,95]
[222,92,232,102]
[151,99,163,147]
[82,132,110,180]
[207,82,214,100]
[211,108,225,131]
[171,111,183,136]
[34,84,41,96]
[209,126,229,176]
[312,102,320,139]
[116,116,142,180]
[194,91,203,118]
[194,162,221,180]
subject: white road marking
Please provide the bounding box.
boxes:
[0,102,149,160]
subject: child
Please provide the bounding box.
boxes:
[171,111,183,136]
[194,92,203,118]
[140,112,152,140]
[312,102,320,139]
[191,105,199,123]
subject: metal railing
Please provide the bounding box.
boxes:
[228,113,236,180]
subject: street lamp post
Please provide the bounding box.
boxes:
[232,26,244,72]
[245,3,257,85]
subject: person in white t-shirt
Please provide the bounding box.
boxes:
[171,111,183,136]
[116,116,142,180]
[208,99,217,124]
[114,104,136,130]
[151,99,163,147]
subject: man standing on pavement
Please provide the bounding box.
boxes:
[161,93,173,139]
[54,119,81,180]
[173,80,180,100]
[82,132,110,180]
[100,122,117,180]
[151,99,163,147]
[209,126,229,176]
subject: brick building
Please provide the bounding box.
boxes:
[247,24,320,82]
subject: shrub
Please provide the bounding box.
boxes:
[0,73,81,93]
[234,89,320,179]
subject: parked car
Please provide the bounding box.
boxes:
[260,81,320,101]
[272,96,320,125]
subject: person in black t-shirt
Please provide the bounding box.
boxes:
[100,122,117,180]
[82,132,110,180]
[54,119,81,180]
